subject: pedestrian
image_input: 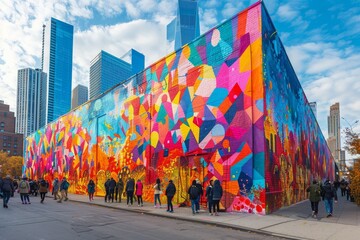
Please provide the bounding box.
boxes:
[109,177,116,202]
[135,179,143,206]
[205,180,214,215]
[340,179,346,197]
[321,179,338,217]
[212,179,223,216]
[346,183,351,201]
[58,177,70,203]
[104,178,110,202]
[153,178,162,208]
[306,179,321,218]
[165,180,176,213]
[125,178,135,206]
[87,179,96,201]
[52,178,61,200]
[0,175,14,208]
[195,179,203,213]
[188,180,199,215]
[18,177,31,204]
[115,178,124,202]
[39,179,48,203]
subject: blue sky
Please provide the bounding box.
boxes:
[0,0,359,158]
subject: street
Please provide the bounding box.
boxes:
[0,194,283,240]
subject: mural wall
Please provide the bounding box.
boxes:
[24,3,266,214]
[261,6,334,213]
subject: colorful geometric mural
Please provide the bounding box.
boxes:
[24,2,333,215]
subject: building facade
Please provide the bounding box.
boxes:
[0,101,23,156]
[89,50,144,99]
[24,2,333,215]
[167,0,200,51]
[327,103,341,163]
[16,68,47,136]
[47,17,74,123]
[72,84,88,109]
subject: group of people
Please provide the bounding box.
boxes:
[0,175,71,208]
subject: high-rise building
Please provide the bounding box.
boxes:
[327,102,341,163]
[16,68,47,136]
[89,49,144,99]
[47,17,74,123]
[72,84,88,109]
[309,102,317,119]
[0,100,23,156]
[167,0,200,51]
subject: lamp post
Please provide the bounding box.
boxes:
[341,117,359,132]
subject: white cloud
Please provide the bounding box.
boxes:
[277,4,298,21]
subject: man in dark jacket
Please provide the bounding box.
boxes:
[125,178,135,206]
[115,178,124,202]
[205,180,214,215]
[188,180,199,215]
[108,178,117,203]
[0,175,14,208]
[306,179,321,218]
[322,179,338,217]
[195,179,203,213]
[104,179,110,202]
[165,180,176,212]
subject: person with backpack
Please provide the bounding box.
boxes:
[321,179,338,217]
[153,178,162,208]
[212,179,223,216]
[306,179,321,218]
[87,179,96,201]
[205,180,214,215]
[0,175,14,208]
[58,177,70,203]
[165,180,176,213]
[188,180,199,215]
[52,178,61,200]
[18,177,31,204]
[39,179,48,203]
[135,179,143,206]
[115,178,124,203]
[125,178,135,206]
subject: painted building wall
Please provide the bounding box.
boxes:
[261,6,334,213]
[24,2,266,214]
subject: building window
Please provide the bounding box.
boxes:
[0,122,4,127]
[14,144,17,148]
[3,142,7,147]
[7,150,10,154]
[3,136,6,140]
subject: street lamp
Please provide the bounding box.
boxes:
[341,117,359,132]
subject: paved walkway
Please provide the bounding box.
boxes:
[65,190,360,240]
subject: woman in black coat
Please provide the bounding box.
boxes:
[165,180,176,212]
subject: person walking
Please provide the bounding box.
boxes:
[306,179,321,218]
[58,177,70,203]
[346,183,351,201]
[165,180,176,213]
[18,177,31,204]
[52,178,61,200]
[195,179,203,213]
[205,180,214,215]
[0,175,14,208]
[135,179,143,206]
[125,178,135,206]
[109,178,116,203]
[212,179,223,216]
[39,179,48,203]
[104,178,110,202]
[339,179,346,197]
[321,179,338,217]
[188,180,199,215]
[87,179,96,201]
[115,178,124,203]
[153,178,162,208]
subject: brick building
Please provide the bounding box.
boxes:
[0,100,23,156]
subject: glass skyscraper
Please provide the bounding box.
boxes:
[72,84,88,109]
[89,49,144,99]
[16,68,47,136]
[47,17,74,123]
[167,0,200,51]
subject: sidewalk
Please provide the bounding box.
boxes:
[65,192,360,240]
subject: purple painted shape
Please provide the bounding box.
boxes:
[197,45,208,64]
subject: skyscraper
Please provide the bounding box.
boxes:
[89,49,144,99]
[167,0,200,51]
[47,17,74,123]
[16,68,47,136]
[327,102,341,163]
[72,84,88,109]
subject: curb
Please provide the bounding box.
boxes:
[68,198,307,240]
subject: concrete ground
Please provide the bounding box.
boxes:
[65,190,360,240]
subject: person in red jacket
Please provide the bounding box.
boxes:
[135,179,143,206]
